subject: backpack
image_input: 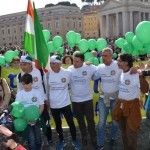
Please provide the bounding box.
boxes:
[18,68,46,93]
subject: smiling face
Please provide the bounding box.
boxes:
[50,62,61,72]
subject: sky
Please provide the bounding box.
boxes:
[0,0,85,16]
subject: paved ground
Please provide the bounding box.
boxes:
[17,119,150,150]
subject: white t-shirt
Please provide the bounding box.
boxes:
[47,68,71,108]
[97,60,122,94]
[118,71,140,100]
[17,66,47,100]
[68,64,97,102]
[15,89,44,108]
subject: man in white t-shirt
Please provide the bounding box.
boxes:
[46,55,80,150]
[95,48,121,150]
[16,55,52,145]
[68,52,97,148]
[113,53,141,150]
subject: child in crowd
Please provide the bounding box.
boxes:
[15,73,44,150]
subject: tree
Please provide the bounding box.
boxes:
[81,0,94,5]
[97,0,106,5]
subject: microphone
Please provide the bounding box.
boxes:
[0,105,13,120]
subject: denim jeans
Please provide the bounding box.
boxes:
[97,97,119,146]
[27,125,42,150]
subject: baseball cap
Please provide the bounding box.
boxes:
[20,55,32,63]
[50,55,61,63]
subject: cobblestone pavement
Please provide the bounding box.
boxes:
[18,119,150,150]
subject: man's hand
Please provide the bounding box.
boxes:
[130,66,138,74]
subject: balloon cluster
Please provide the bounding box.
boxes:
[0,50,20,66]
[10,102,40,132]
[115,21,150,56]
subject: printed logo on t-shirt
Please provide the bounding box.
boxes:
[82,71,87,76]
[110,70,116,76]
[125,79,130,85]
[61,78,66,83]
[32,97,37,102]
[33,77,38,82]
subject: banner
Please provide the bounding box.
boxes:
[0,62,147,128]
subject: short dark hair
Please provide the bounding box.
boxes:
[118,53,133,68]
[74,52,84,62]
[20,73,33,84]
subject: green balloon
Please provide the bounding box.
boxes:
[72,51,80,58]
[75,33,81,44]
[88,39,96,50]
[78,39,89,53]
[125,32,134,43]
[93,57,99,66]
[11,102,25,118]
[57,47,64,54]
[25,105,40,122]
[132,36,143,50]
[52,36,63,48]
[96,38,107,51]
[14,50,20,57]
[42,29,50,42]
[131,49,139,56]
[4,50,15,62]
[146,43,150,54]
[84,52,94,62]
[68,42,76,48]
[99,57,103,64]
[0,56,6,66]
[14,118,27,132]
[135,21,150,44]
[123,42,133,54]
[66,31,77,44]
[47,41,56,53]
[113,53,118,59]
[115,38,125,49]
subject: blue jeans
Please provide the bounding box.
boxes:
[27,125,42,150]
[97,97,119,146]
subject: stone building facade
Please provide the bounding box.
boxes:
[100,0,150,37]
[0,5,83,47]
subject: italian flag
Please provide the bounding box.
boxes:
[23,0,49,71]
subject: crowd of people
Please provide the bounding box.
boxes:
[0,42,149,150]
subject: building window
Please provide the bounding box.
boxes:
[79,22,81,28]
[56,22,60,28]
[8,29,10,34]
[66,22,69,28]
[2,30,4,35]
[14,28,16,33]
[48,23,51,28]
[73,22,75,28]
[56,32,59,35]
[20,27,22,32]
[3,38,5,40]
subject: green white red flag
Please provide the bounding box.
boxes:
[23,0,49,71]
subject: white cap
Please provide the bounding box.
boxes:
[50,55,61,63]
[20,55,32,63]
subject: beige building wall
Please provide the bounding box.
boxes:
[83,11,100,39]
[0,5,83,47]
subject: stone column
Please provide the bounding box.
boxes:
[106,14,110,37]
[130,11,133,31]
[139,11,141,22]
[116,12,119,36]
[122,11,128,35]
[100,15,103,37]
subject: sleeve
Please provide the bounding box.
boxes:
[16,74,22,92]
[2,78,11,106]
[92,66,101,80]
